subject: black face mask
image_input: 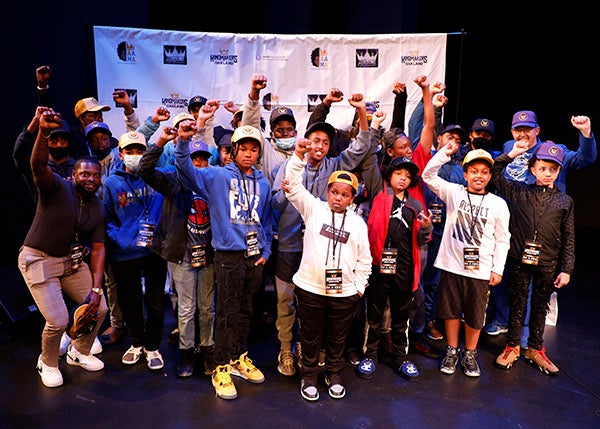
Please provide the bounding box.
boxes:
[471,137,493,151]
[48,147,69,161]
[92,147,112,160]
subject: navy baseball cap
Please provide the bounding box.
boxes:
[470,118,495,137]
[512,110,538,128]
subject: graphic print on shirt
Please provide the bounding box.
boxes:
[452,199,489,246]
[504,152,531,181]
[228,177,261,225]
[188,194,211,235]
[319,224,350,243]
[116,186,150,208]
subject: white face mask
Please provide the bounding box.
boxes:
[274,136,296,150]
[123,154,143,173]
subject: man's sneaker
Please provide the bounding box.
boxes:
[59,332,71,356]
[230,352,265,383]
[145,349,164,370]
[37,355,63,387]
[318,349,325,367]
[524,347,559,376]
[484,323,508,336]
[66,343,104,371]
[177,348,195,378]
[122,345,144,365]
[294,342,303,369]
[277,350,295,377]
[440,346,459,375]
[212,364,237,400]
[91,336,103,355]
[324,373,346,399]
[426,320,444,341]
[398,360,420,382]
[356,358,376,380]
[495,345,520,370]
[300,379,319,401]
[461,349,481,377]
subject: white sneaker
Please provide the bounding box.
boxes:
[122,345,144,365]
[91,336,103,355]
[59,332,72,356]
[144,349,164,370]
[37,355,63,387]
[66,343,104,371]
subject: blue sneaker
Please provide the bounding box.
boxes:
[484,323,508,336]
[398,360,420,382]
[356,358,376,380]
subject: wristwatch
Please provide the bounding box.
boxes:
[91,287,103,296]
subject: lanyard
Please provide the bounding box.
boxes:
[325,210,346,268]
[466,192,485,245]
[238,166,257,224]
[124,176,150,220]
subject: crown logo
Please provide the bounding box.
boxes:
[164,46,186,62]
[356,50,378,66]
[170,93,180,99]
[219,49,229,56]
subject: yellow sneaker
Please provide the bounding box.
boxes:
[230,352,265,383]
[212,364,237,400]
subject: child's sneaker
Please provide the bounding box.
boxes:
[398,360,420,382]
[524,347,559,376]
[324,373,346,399]
[440,346,459,375]
[356,357,376,380]
[300,379,319,401]
[461,349,481,377]
[230,352,265,383]
[277,350,295,377]
[495,345,520,370]
[212,364,237,400]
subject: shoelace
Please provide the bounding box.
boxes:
[502,346,520,359]
[537,347,552,364]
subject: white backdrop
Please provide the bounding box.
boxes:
[93,26,447,139]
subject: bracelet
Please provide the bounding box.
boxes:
[36,85,49,91]
[40,130,51,138]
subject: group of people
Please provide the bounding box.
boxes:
[14,66,595,402]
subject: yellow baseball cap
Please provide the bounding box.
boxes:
[327,170,359,193]
[74,97,111,118]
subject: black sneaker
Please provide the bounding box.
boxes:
[440,346,459,375]
[347,349,362,366]
[324,373,346,399]
[461,349,481,377]
[398,360,420,382]
[176,348,195,378]
[410,336,442,360]
[300,379,319,402]
[356,358,376,380]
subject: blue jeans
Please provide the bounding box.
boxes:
[170,261,215,350]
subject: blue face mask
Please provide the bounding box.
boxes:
[274,136,296,150]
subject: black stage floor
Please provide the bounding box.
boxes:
[1,228,599,429]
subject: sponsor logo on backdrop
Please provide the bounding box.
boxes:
[114,89,138,108]
[310,48,329,68]
[307,94,326,112]
[401,50,428,66]
[256,54,288,62]
[164,45,187,65]
[262,93,280,112]
[210,49,238,65]
[356,49,378,68]
[117,41,136,63]
[161,93,189,109]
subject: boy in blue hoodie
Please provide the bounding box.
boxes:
[175,109,273,401]
[103,131,167,371]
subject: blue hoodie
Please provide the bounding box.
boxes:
[103,165,164,261]
[175,138,273,260]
